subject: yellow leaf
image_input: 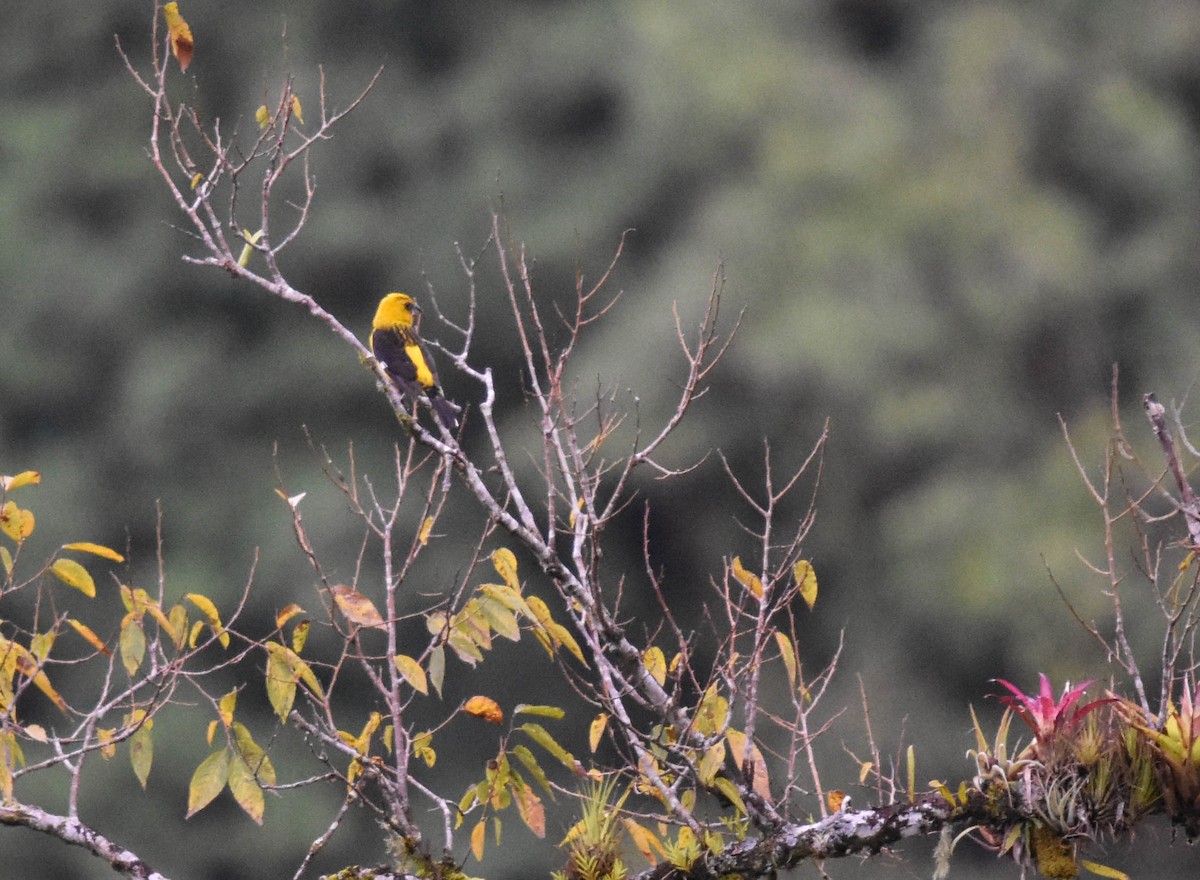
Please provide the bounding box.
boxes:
[187,748,230,818]
[186,592,230,647]
[190,171,204,190]
[643,646,667,686]
[774,632,797,691]
[392,654,429,695]
[0,546,11,578]
[237,228,263,269]
[492,547,519,590]
[793,560,818,609]
[712,776,745,815]
[731,556,763,599]
[289,94,304,125]
[694,686,729,736]
[1,502,35,543]
[697,742,725,786]
[470,819,486,862]
[589,713,609,752]
[464,695,504,724]
[292,619,310,654]
[826,789,847,813]
[1,471,40,491]
[330,584,385,629]
[1081,859,1131,880]
[275,603,304,629]
[255,105,270,129]
[98,728,116,760]
[141,599,178,645]
[418,516,434,546]
[218,690,237,728]
[162,2,194,72]
[724,728,771,803]
[62,542,125,563]
[545,620,587,666]
[412,731,436,768]
[858,761,873,784]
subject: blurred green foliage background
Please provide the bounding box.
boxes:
[4,1,1200,878]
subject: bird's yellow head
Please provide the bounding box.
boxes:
[372,292,420,330]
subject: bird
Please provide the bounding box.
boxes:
[370,292,458,431]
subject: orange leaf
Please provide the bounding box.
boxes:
[470,819,486,861]
[68,618,111,655]
[331,584,385,629]
[513,781,546,837]
[588,713,608,753]
[464,695,504,724]
[275,603,305,629]
[163,2,194,72]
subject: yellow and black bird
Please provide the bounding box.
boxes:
[370,292,458,431]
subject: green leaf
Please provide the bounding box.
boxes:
[428,644,445,698]
[187,749,230,817]
[518,722,575,771]
[130,720,153,789]
[228,747,266,824]
[513,704,565,719]
[510,744,553,796]
[478,595,521,641]
[265,642,297,721]
[232,722,276,786]
[119,615,146,677]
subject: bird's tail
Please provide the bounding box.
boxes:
[431,395,459,432]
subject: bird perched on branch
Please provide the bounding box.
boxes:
[370,292,458,431]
